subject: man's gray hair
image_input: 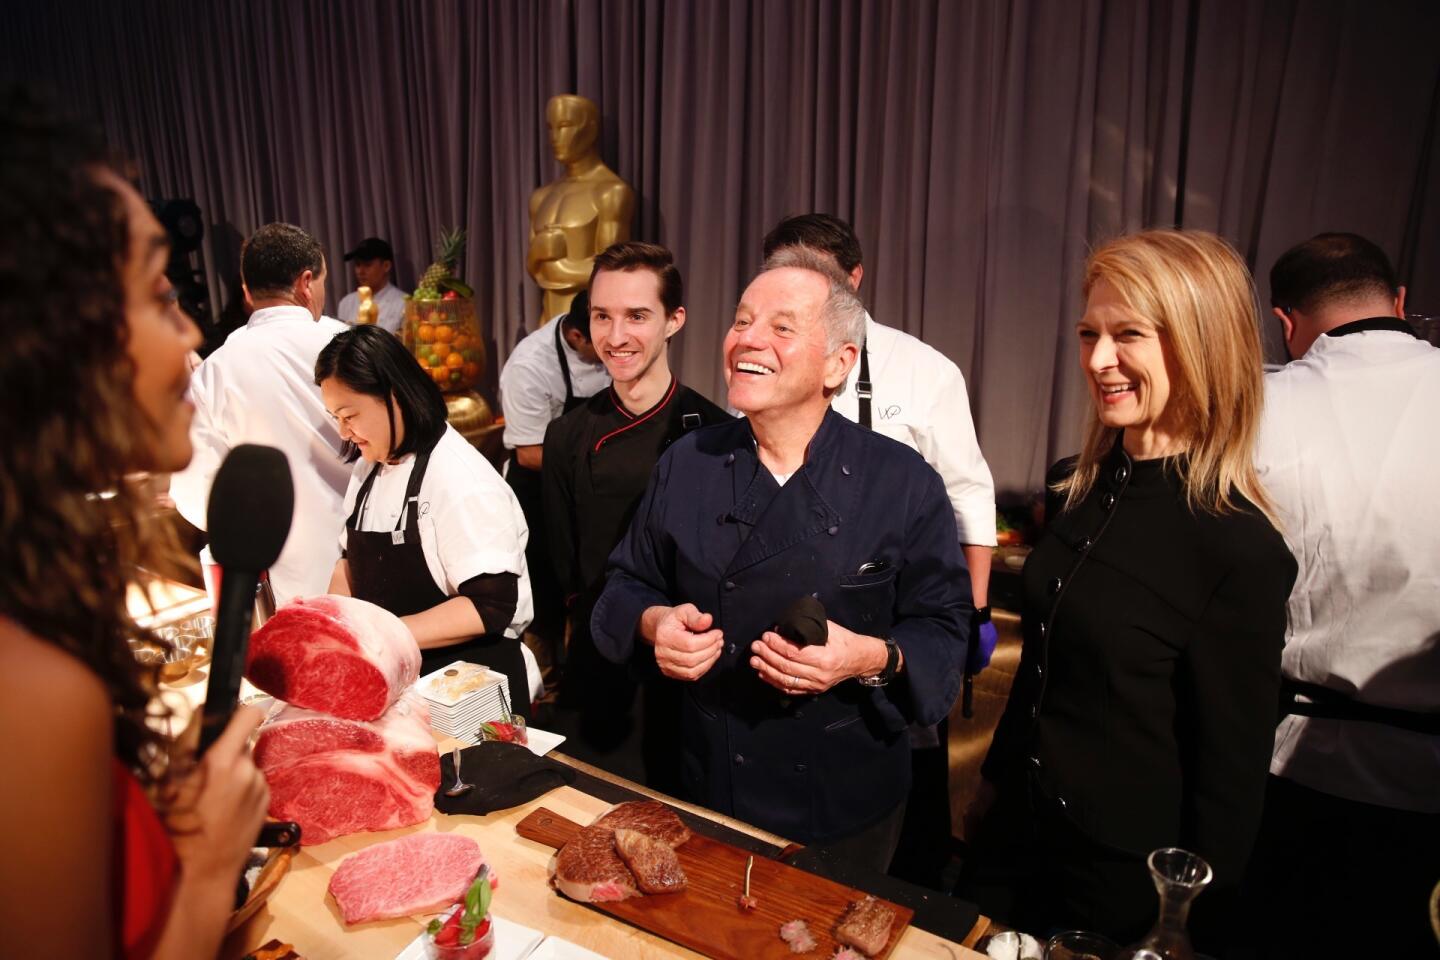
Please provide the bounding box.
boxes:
[759,246,867,396]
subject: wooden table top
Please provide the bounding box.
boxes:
[223,744,987,960]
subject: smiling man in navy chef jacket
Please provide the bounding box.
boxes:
[590,247,972,866]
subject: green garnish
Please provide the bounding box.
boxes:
[457,869,492,945]
[426,918,443,936]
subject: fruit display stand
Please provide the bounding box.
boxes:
[403,296,503,462]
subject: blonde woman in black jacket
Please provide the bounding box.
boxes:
[961,230,1296,953]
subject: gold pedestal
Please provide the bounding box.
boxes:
[445,390,506,468]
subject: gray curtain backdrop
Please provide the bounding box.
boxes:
[5,0,1437,496]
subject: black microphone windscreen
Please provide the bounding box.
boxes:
[775,595,828,646]
[206,444,294,571]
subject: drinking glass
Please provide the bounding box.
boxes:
[1047,930,1120,959]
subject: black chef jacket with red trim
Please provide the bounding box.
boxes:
[541,378,731,617]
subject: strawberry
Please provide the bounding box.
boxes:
[432,910,465,946]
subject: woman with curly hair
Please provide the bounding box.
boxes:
[961,230,1297,951]
[0,88,270,959]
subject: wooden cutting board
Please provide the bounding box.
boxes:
[516,806,912,960]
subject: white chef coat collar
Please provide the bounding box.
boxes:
[247,303,320,328]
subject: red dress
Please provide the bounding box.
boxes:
[111,759,178,959]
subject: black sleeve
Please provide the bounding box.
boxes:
[1179,524,1295,894]
[457,572,519,634]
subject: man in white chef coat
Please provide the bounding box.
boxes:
[335,236,408,335]
[762,213,997,883]
[1244,232,1440,956]
[499,290,611,707]
[170,222,350,604]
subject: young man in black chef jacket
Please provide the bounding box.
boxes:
[541,241,730,788]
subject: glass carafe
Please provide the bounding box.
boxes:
[1122,847,1213,960]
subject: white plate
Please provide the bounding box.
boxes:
[394,911,544,960]
[524,937,611,960]
[522,727,565,757]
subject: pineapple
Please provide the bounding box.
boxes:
[414,227,467,299]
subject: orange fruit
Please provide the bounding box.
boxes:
[446,352,464,369]
[417,323,435,343]
[431,367,448,385]
[463,362,479,380]
[435,325,454,344]
[452,334,469,351]
[431,344,450,361]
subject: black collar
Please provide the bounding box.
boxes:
[1324,317,1417,339]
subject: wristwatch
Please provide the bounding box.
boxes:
[856,636,900,687]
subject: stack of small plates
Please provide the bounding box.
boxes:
[416,660,512,743]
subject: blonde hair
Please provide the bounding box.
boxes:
[1055,229,1277,525]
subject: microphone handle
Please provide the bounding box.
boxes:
[198,568,260,755]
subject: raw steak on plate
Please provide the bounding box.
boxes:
[328,832,491,925]
[255,691,439,845]
[245,594,420,720]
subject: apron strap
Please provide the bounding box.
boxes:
[349,447,435,534]
[856,341,872,430]
[555,321,576,408]
[348,462,384,528]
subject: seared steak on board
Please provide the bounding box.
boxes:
[551,801,691,902]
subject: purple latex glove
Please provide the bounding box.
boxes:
[967,618,999,674]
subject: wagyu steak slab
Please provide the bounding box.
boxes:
[328,833,491,925]
[246,595,420,720]
[254,691,439,845]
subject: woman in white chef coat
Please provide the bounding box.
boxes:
[316,326,535,718]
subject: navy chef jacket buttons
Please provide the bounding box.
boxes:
[1101,493,1116,511]
[724,580,736,591]
[794,762,808,773]
[827,525,839,536]
[842,465,851,476]
[733,753,744,765]
[1114,465,1129,483]
[1048,577,1062,595]
[726,643,736,655]
[725,452,736,465]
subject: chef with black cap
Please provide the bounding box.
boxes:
[337,236,408,334]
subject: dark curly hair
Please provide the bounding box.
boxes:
[0,86,186,794]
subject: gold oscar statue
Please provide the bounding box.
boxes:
[527,94,635,326]
[355,286,379,326]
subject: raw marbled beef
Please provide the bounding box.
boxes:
[255,690,439,845]
[245,595,420,720]
[328,832,492,925]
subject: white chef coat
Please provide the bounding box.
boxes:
[1256,327,1440,813]
[499,316,610,449]
[170,305,351,605]
[831,313,997,547]
[336,282,409,336]
[340,425,535,641]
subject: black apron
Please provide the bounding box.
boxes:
[347,444,530,720]
[505,321,591,647]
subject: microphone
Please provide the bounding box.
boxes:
[198,444,294,755]
[773,596,827,647]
